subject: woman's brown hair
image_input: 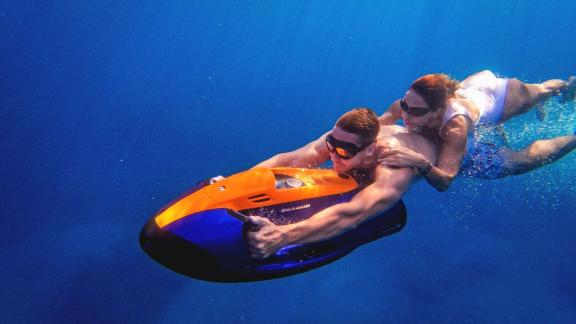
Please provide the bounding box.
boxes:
[410,74,460,111]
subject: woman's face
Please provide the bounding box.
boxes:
[401,90,442,130]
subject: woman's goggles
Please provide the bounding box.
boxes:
[325,134,370,159]
[400,98,433,117]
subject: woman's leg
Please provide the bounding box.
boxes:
[500,77,574,122]
[497,135,576,177]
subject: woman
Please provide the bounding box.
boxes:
[378,70,576,191]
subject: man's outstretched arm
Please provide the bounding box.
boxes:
[252,132,330,169]
[246,165,415,259]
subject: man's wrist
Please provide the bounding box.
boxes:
[282,223,298,244]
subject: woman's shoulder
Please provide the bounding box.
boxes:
[440,115,471,144]
[449,96,480,117]
[443,99,477,132]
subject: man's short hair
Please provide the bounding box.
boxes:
[336,108,380,144]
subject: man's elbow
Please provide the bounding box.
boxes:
[335,191,402,233]
[371,189,403,214]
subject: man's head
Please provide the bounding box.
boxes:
[326,108,379,172]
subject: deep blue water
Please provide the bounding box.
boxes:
[2,1,576,323]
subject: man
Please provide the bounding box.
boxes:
[245,108,436,259]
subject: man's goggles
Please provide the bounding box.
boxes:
[325,133,370,159]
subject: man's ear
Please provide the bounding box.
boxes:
[366,142,376,155]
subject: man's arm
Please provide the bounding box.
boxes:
[252,132,331,169]
[246,165,415,258]
[284,165,414,243]
[378,99,403,126]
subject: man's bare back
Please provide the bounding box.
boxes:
[357,125,437,180]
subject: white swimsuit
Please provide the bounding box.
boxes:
[440,70,508,132]
[439,70,509,179]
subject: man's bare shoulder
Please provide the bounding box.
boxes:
[378,125,431,147]
[379,124,409,136]
[378,125,437,163]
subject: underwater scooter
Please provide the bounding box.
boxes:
[139,167,406,282]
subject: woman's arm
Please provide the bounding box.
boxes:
[378,116,469,191]
[418,116,469,191]
[378,99,403,126]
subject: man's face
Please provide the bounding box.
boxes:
[326,126,371,173]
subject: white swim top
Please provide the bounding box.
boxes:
[439,99,477,134]
[439,70,508,132]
